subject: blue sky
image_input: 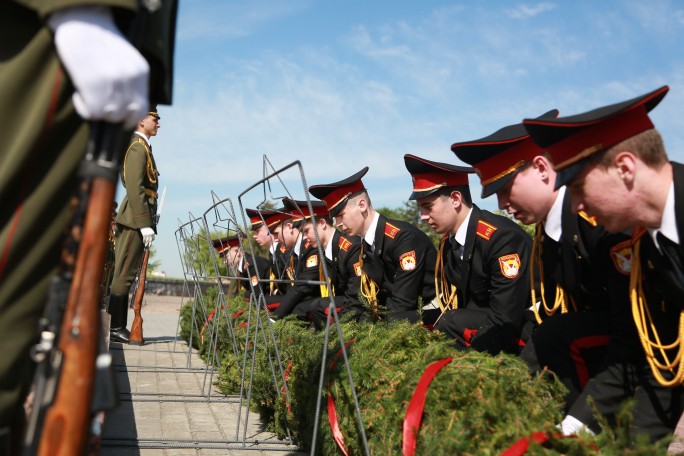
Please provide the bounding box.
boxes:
[128,0,684,278]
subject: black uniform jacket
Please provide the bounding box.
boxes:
[540,191,639,359]
[444,205,531,340]
[238,254,271,298]
[635,162,684,356]
[270,242,294,295]
[271,236,322,318]
[361,214,437,321]
[327,230,363,309]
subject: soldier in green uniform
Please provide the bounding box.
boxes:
[0,1,153,451]
[108,109,161,343]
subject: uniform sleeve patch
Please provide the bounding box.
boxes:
[385,222,401,239]
[578,211,598,227]
[306,254,318,268]
[498,254,521,279]
[399,250,417,271]
[305,239,311,249]
[353,261,362,277]
[476,220,497,240]
[279,244,287,253]
[339,236,352,252]
[610,240,633,275]
[251,275,259,286]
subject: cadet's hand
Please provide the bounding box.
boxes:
[140,227,155,247]
[48,6,149,128]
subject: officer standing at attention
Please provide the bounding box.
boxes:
[523,86,683,442]
[309,167,437,323]
[108,109,161,343]
[452,113,637,414]
[403,155,532,354]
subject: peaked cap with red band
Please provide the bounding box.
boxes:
[523,86,668,189]
[282,197,329,223]
[403,154,474,200]
[451,109,559,198]
[212,235,240,254]
[309,167,369,217]
[246,208,286,230]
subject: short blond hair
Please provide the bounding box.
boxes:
[596,128,668,169]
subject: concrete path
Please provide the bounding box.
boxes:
[100,295,303,456]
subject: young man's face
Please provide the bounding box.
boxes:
[281,222,300,249]
[224,246,242,268]
[301,221,317,248]
[252,224,272,247]
[496,166,553,225]
[335,200,366,237]
[140,115,160,138]
[270,223,283,243]
[417,194,458,235]
[567,163,634,232]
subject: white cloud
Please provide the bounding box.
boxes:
[506,2,557,19]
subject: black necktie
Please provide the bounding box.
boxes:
[657,232,684,282]
[451,238,463,260]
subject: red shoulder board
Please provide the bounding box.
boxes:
[578,211,598,227]
[338,236,352,252]
[385,222,400,239]
[476,220,497,240]
[305,239,311,249]
[279,244,287,253]
[632,226,647,243]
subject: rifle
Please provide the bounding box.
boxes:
[24,123,126,456]
[129,186,166,346]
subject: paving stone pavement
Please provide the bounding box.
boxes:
[100,295,304,456]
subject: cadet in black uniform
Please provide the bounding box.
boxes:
[287,198,364,327]
[452,114,637,415]
[246,208,288,296]
[212,235,271,298]
[309,167,437,323]
[523,85,683,441]
[266,201,322,320]
[403,155,532,355]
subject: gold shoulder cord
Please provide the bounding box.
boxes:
[631,238,684,387]
[358,243,379,315]
[530,223,572,324]
[319,261,334,298]
[269,270,277,296]
[434,234,458,313]
[286,255,295,286]
[122,137,158,185]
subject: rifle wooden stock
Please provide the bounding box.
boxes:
[129,248,149,346]
[128,247,150,345]
[36,177,115,456]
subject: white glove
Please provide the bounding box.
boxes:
[48,6,150,128]
[558,415,594,436]
[140,227,155,247]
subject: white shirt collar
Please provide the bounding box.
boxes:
[454,206,473,247]
[237,257,244,273]
[293,233,303,256]
[325,235,334,261]
[649,181,678,247]
[134,130,151,147]
[543,186,565,242]
[269,242,278,256]
[363,212,381,247]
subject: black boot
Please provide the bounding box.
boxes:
[108,294,130,344]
